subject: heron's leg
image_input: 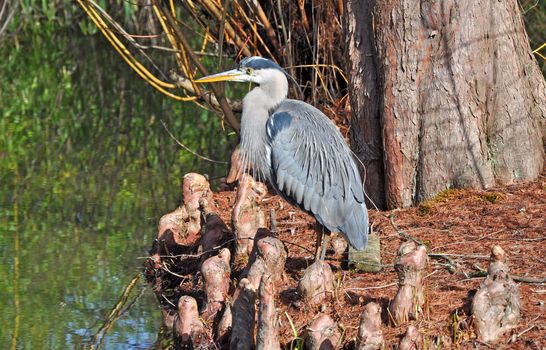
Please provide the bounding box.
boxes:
[319,232,330,260]
[314,224,330,261]
[315,226,323,260]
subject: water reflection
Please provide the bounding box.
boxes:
[0,31,232,349]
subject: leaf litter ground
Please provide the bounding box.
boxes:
[211,174,545,349]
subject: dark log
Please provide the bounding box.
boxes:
[389,241,428,325]
[230,278,257,350]
[472,245,521,343]
[198,197,230,262]
[356,302,384,350]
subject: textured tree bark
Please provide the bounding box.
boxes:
[345,0,546,209]
[344,0,385,209]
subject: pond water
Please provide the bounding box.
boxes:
[0,30,233,349]
[1,209,162,349]
[0,125,230,350]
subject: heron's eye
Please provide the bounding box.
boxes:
[246,68,253,75]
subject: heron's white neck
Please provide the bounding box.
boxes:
[239,72,288,180]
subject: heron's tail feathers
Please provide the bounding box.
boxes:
[339,202,369,251]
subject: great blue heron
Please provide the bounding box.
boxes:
[196,57,368,260]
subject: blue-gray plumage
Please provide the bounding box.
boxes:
[196,56,369,256]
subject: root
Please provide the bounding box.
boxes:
[200,248,231,322]
[356,302,384,350]
[215,302,232,344]
[226,145,243,184]
[471,245,521,343]
[173,295,209,349]
[232,174,267,265]
[244,230,287,289]
[182,173,213,238]
[256,274,280,350]
[305,313,341,350]
[151,206,189,265]
[389,241,428,324]
[398,325,420,350]
[230,278,257,350]
[297,260,335,305]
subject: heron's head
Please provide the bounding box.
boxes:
[195,57,289,85]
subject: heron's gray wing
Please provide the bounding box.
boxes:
[266,100,369,250]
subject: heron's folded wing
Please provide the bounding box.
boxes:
[266,102,368,249]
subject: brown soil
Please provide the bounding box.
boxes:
[215,174,545,349]
[147,173,546,349]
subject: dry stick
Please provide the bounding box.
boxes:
[389,213,423,245]
[508,315,541,343]
[0,1,16,37]
[279,238,315,256]
[231,1,275,59]
[430,254,546,283]
[156,2,240,131]
[270,209,277,233]
[432,229,505,250]
[344,282,398,292]
[216,0,231,66]
[161,120,228,164]
[198,0,251,57]
[248,0,280,51]
[90,274,141,350]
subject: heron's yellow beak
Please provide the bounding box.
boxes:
[195,69,247,83]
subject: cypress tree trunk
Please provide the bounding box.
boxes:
[345,0,546,209]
